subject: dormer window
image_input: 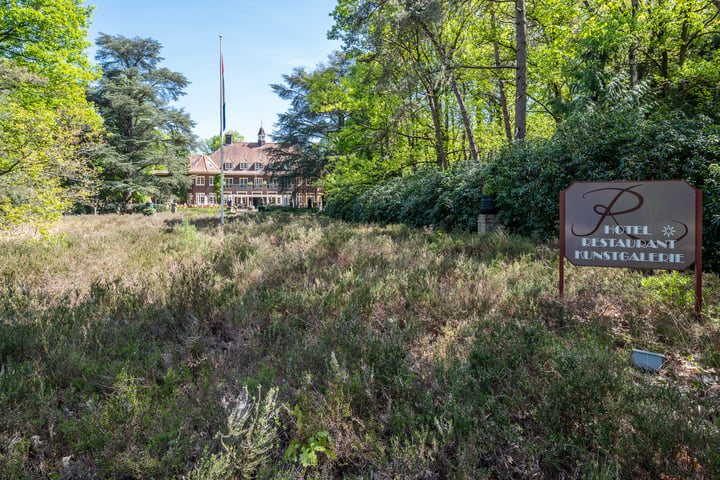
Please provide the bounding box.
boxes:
[238,162,248,169]
[223,162,233,170]
[254,162,263,171]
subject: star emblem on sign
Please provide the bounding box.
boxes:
[661,225,676,237]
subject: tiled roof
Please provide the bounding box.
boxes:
[188,154,220,174]
[200,142,280,176]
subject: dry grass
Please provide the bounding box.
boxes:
[1,210,719,479]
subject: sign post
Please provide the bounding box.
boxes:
[559,181,702,317]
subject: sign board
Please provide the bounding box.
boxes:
[563,181,696,269]
[559,180,703,317]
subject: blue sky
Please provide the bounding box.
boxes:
[86,0,341,146]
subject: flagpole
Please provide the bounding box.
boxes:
[219,35,225,226]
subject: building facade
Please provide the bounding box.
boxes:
[187,127,322,208]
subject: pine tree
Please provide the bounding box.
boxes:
[88,34,195,209]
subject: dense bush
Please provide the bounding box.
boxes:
[324,162,486,231]
[325,89,720,269]
[484,106,720,269]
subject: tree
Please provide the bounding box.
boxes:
[0,0,101,232]
[268,52,352,179]
[88,34,195,209]
[199,130,243,154]
[514,0,527,141]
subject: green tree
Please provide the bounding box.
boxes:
[268,52,352,180]
[88,34,195,209]
[0,0,102,232]
[199,130,243,154]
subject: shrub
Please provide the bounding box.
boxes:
[485,106,720,269]
[191,386,282,480]
[325,163,485,231]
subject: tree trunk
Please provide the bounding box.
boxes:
[420,22,479,161]
[123,190,134,212]
[514,0,527,142]
[450,78,479,160]
[629,0,640,86]
[428,92,448,169]
[491,8,513,142]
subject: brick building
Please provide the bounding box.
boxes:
[187,127,322,208]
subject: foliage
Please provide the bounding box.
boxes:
[484,81,720,269]
[284,430,335,468]
[199,130,243,154]
[192,386,281,479]
[268,52,352,181]
[270,0,720,216]
[641,271,695,308]
[324,161,485,231]
[88,34,195,209]
[0,0,102,233]
[1,213,719,478]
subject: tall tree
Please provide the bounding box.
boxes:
[88,34,195,209]
[0,0,101,232]
[199,130,243,154]
[514,0,527,141]
[268,52,352,179]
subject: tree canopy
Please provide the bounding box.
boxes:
[199,130,244,154]
[271,0,720,193]
[0,0,101,232]
[88,34,196,208]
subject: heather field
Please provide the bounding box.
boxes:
[1,210,719,479]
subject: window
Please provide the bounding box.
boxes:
[237,178,248,188]
[267,180,277,189]
[254,178,263,188]
[238,162,248,169]
[208,176,214,186]
[254,162,263,171]
[281,178,293,189]
[224,177,233,187]
[195,176,205,186]
[196,193,206,205]
[223,162,233,170]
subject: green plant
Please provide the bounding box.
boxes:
[284,430,335,467]
[641,271,694,307]
[192,386,281,479]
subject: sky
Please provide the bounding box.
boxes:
[86,0,341,146]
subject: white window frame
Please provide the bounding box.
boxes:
[195,176,205,186]
[224,177,234,187]
[254,162,263,171]
[208,176,214,186]
[238,162,248,169]
[237,178,248,188]
[254,178,263,188]
[223,162,233,171]
[196,193,206,205]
